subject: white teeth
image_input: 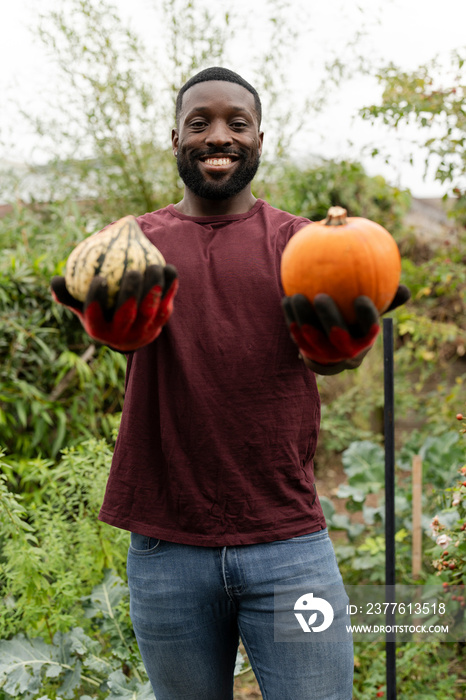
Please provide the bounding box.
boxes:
[205,158,232,165]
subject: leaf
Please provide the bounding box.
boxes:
[58,659,82,699]
[334,545,356,561]
[418,432,464,487]
[84,570,128,620]
[0,635,58,697]
[336,484,366,502]
[106,670,155,700]
[318,496,335,521]
[342,441,385,487]
[44,663,63,679]
[51,630,73,667]
[15,401,28,428]
[234,648,248,675]
[331,515,365,540]
[51,408,68,458]
[67,627,98,657]
[352,555,377,570]
[362,505,384,525]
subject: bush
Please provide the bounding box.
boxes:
[0,439,128,640]
[256,158,411,237]
[0,203,126,459]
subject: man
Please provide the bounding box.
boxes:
[52,67,409,700]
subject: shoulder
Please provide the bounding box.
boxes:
[257,200,311,239]
[136,205,174,228]
[259,199,310,227]
[135,206,183,242]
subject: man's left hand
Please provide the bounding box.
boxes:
[282,284,410,367]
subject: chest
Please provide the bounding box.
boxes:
[142,220,285,316]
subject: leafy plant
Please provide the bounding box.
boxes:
[0,440,128,640]
[0,204,127,459]
[256,158,411,236]
[0,570,256,699]
[428,465,466,589]
[353,640,460,699]
[328,431,466,586]
[0,572,152,700]
[361,49,466,223]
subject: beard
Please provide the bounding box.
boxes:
[176,146,261,200]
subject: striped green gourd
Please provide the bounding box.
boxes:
[65,215,165,305]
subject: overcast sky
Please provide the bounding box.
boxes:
[1,0,465,197]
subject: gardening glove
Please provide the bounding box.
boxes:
[51,264,179,352]
[282,284,410,365]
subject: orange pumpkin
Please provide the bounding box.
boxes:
[280,206,401,324]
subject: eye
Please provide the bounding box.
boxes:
[189,120,207,130]
[231,121,248,130]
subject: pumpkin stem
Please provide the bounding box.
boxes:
[324,206,347,226]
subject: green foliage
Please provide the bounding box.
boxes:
[319,497,365,541]
[427,456,466,589]
[0,568,255,700]
[399,431,466,491]
[0,572,152,700]
[0,204,126,459]
[318,297,465,463]
[256,158,411,236]
[353,640,459,699]
[338,441,385,509]
[332,431,466,697]
[361,49,466,221]
[329,431,466,586]
[319,380,380,454]
[0,440,128,640]
[400,250,466,326]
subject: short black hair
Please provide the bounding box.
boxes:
[175,67,262,126]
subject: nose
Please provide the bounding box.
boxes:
[205,119,233,148]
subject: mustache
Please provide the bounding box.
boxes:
[186,146,246,160]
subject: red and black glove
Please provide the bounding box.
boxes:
[51,264,178,352]
[282,285,410,365]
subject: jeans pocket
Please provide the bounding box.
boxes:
[129,531,162,555]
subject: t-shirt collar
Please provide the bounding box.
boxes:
[166,198,265,224]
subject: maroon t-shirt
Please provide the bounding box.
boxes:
[98,199,326,545]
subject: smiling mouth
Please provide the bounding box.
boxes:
[199,154,240,167]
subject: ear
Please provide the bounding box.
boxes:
[258,131,264,156]
[172,129,179,156]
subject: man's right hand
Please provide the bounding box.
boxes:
[51,264,178,352]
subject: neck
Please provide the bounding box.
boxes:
[174,188,257,217]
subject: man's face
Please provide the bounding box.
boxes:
[172,81,264,201]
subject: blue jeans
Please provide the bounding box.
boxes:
[127,529,353,700]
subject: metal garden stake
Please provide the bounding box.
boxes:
[383,317,396,699]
